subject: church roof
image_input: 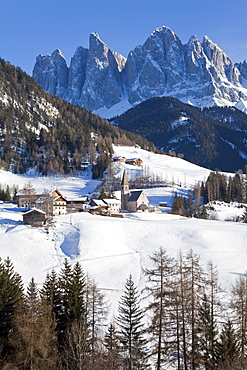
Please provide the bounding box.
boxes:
[128,190,143,202]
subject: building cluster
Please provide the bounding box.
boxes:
[19,170,150,227]
[112,156,143,166]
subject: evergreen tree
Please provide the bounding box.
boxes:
[104,321,124,369]
[215,319,240,366]
[117,275,148,370]
[99,186,107,200]
[0,257,24,363]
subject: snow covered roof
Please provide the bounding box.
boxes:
[34,196,66,204]
[103,198,121,205]
[89,199,106,207]
[23,208,46,215]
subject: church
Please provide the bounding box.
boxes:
[121,170,149,212]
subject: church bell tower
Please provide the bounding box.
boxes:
[121,170,129,211]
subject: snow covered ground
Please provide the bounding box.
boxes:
[0,146,246,317]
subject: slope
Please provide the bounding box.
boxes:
[111,97,247,172]
[0,58,157,176]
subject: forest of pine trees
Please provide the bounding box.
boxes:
[171,170,247,220]
[1,250,247,369]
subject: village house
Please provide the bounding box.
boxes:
[101,198,121,214]
[125,158,143,166]
[66,196,89,213]
[88,198,121,215]
[112,156,126,163]
[121,170,149,212]
[34,194,67,216]
[23,209,46,227]
[88,199,108,215]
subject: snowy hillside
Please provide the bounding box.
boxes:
[0,146,246,316]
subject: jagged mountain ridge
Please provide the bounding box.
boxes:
[33,26,247,115]
[111,96,247,172]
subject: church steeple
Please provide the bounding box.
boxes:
[121,170,129,211]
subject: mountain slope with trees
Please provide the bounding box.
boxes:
[111,97,247,172]
[0,58,158,177]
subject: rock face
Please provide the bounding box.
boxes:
[33,26,247,114]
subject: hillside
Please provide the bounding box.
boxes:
[0,145,246,294]
[1,145,247,368]
[111,97,247,172]
[0,58,157,176]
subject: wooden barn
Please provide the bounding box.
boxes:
[23,209,46,227]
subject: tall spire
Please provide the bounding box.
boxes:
[121,169,128,186]
[121,170,129,211]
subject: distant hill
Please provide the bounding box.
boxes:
[0,58,157,177]
[111,97,247,172]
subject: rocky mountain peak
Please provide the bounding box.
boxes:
[33,26,247,115]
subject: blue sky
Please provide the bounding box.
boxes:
[1,0,246,75]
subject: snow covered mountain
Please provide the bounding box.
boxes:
[33,26,247,116]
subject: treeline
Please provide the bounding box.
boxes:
[202,170,247,204]
[171,171,247,220]
[1,250,247,369]
[0,183,18,202]
[0,58,158,177]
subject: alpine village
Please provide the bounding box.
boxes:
[1,20,247,370]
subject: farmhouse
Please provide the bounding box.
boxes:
[88,199,108,215]
[23,209,46,227]
[112,156,126,162]
[125,158,143,166]
[66,197,89,212]
[102,198,121,214]
[121,170,149,212]
[34,195,67,216]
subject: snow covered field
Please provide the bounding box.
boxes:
[0,146,246,316]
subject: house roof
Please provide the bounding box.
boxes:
[128,190,143,202]
[112,156,126,160]
[34,196,66,204]
[125,158,142,162]
[23,208,46,216]
[103,199,121,205]
[138,203,149,210]
[89,199,106,207]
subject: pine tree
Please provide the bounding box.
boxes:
[216,319,240,366]
[0,257,24,363]
[104,321,123,369]
[117,275,148,370]
[99,186,107,200]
